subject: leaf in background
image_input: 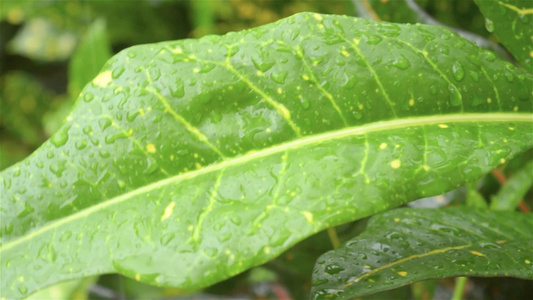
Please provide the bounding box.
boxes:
[1,13,532,298]
[22,277,96,300]
[311,207,533,299]
[466,181,488,208]
[8,18,77,61]
[490,160,533,211]
[474,0,533,71]
[0,72,63,147]
[355,0,507,58]
[68,18,112,100]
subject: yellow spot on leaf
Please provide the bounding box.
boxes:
[363,265,371,269]
[18,276,24,282]
[513,106,518,111]
[397,271,408,277]
[302,74,310,81]
[139,108,145,116]
[266,127,272,133]
[187,225,193,231]
[161,202,175,221]
[256,70,263,76]
[146,143,156,153]
[264,247,271,254]
[379,143,387,150]
[195,162,202,169]
[422,50,428,57]
[353,38,360,45]
[302,211,313,223]
[277,87,282,94]
[313,13,323,21]
[500,158,506,164]
[394,218,400,222]
[530,51,533,58]
[438,124,448,128]
[470,251,484,257]
[173,47,183,54]
[526,259,531,264]
[409,99,415,106]
[92,71,112,87]
[487,98,492,103]
[225,249,231,255]
[496,240,506,244]
[193,67,200,73]
[135,274,141,281]
[390,159,401,169]
[341,50,350,57]
[423,165,430,171]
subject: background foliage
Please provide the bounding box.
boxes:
[0,0,531,299]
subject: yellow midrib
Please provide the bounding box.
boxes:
[1,113,532,252]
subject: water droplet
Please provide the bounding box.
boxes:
[83,93,94,102]
[270,71,288,84]
[365,34,382,45]
[504,71,514,82]
[483,50,496,62]
[300,96,310,109]
[49,160,67,177]
[485,18,495,32]
[59,231,72,242]
[204,247,218,257]
[50,125,70,147]
[99,149,111,159]
[469,70,479,82]
[18,285,28,295]
[230,215,241,225]
[452,61,465,81]
[160,232,175,246]
[98,118,112,131]
[112,66,125,79]
[392,55,410,70]
[75,140,87,150]
[171,79,185,98]
[252,55,275,72]
[440,46,449,55]
[448,85,462,106]
[127,50,137,58]
[324,264,344,275]
[312,279,329,286]
[430,85,437,95]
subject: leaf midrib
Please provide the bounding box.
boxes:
[2,113,532,252]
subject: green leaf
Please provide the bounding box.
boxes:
[1,13,532,298]
[22,277,96,300]
[490,160,533,210]
[311,207,533,299]
[68,18,112,100]
[474,0,533,71]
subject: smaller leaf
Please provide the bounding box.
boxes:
[68,18,112,100]
[311,207,533,299]
[466,182,488,209]
[490,160,533,211]
[474,0,533,71]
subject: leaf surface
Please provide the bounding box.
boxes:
[1,13,532,298]
[474,0,533,71]
[311,207,533,299]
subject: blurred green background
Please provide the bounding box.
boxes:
[0,1,530,299]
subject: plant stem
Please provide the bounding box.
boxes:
[327,227,340,249]
[451,277,468,300]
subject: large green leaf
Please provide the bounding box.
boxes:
[474,0,533,71]
[1,13,532,298]
[311,207,533,299]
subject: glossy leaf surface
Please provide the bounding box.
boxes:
[474,0,533,71]
[311,207,533,299]
[1,13,533,298]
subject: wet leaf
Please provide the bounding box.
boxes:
[1,13,532,298]
[474,0,533,70]
[311,207,533,299]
